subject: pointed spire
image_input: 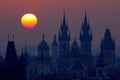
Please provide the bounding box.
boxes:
[63,8,66,26]
[68,29,71,40]
[81,10,90,32]
[104,28,112,40]
[54,34,56,41]
[52,34,58,46]
[58,30,61,41]
[84,10,88,25]
[43,34,45,41]
[62,7,68,27]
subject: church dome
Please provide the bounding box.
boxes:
[38,34,49,50]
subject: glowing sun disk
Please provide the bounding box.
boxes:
[21,13,38,28]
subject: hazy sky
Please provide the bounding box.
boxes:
[0,0,120,57]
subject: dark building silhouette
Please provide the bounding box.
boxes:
[70,38,80,62]
[37,34,51,75]
[58,11,70,74]
[0,36,26,80]
[79,12,93,66]
[0,10,119,80]
[96,29,115,67]
[51,34,59,74]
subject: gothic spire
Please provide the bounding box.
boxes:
[52,34,58,46]
[43,34,45,41]
[101,28,115,49]
[84,10,87,24]
[63,7,67,25]
[104,28,112,40]
[54,34,56,41]
[82,10,90,32]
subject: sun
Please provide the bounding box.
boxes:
[21,13,38,28]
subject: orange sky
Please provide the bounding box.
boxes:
[0,0,120,56]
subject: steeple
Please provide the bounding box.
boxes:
[84,11,87,25]
[58,9,71,72]
[5,35,18,64]
[38,34,49,50]
[52,34,58,46]
[23,41,28,59]
[104,29,112,41]
[63,8,67,25]
[79,11,93,66]
[59,9,70,41]
[101,28,115,49]
[58,30,61,41]
[80,11,92,41]
[43,34,45,41]
[68,29,71,41]
[54,34,56,41]
[99,28,115,66]
[82,11,90,32]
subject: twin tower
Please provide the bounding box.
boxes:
[53,11,115,72]
[56,12,93,73]
[37,11,115,74]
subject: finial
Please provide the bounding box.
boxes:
[106,26,110,30]
[54,34,56,41]
[63,6,67,25]
[84,10,87,20]
[43,34,45,40]
[63,5,66,15]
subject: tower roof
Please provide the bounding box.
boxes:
[101,28,115,49]
[38,34,49,50]
[5,40,18,64]
[58,10,70,41]
[104,28,112,40]
[52,34,58,46]
[80,11,92,41]
[82,11,90,31]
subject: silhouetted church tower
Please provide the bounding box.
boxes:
[100,29,115,66]
[4,35,26,80]
[51,34,58,73]
[58,11,70,73]
[79,12,93,66]
[52,35,59,61]
[58,11,70,56]
[37,34,51,75]
[5,35,18,64]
